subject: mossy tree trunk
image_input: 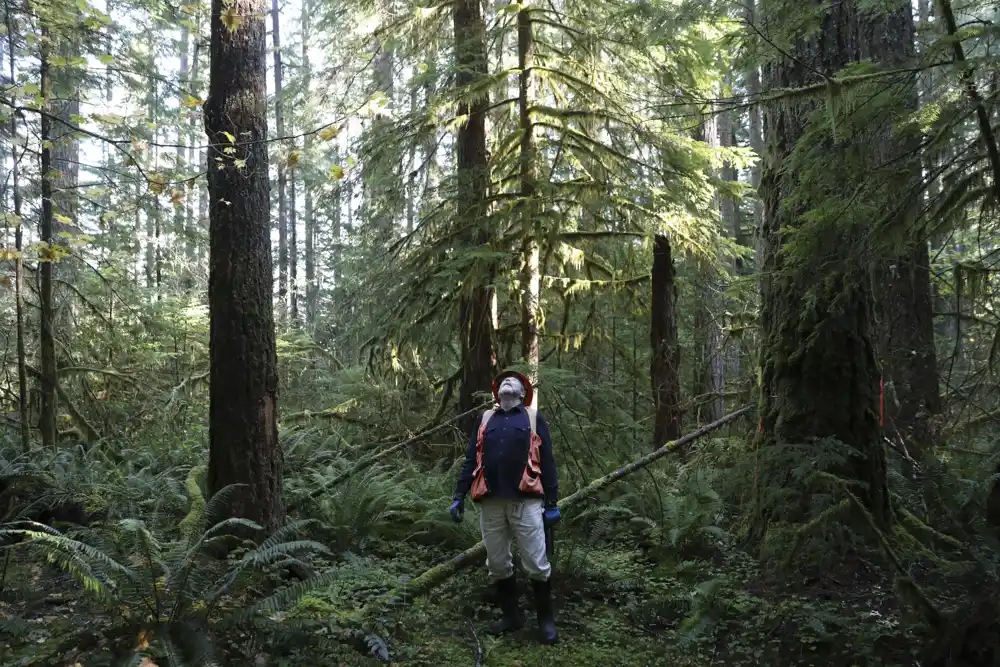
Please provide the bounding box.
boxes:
[870,1,940,462]
[37,38,57,450]
[756,0,910,534]
[204,0,283,530]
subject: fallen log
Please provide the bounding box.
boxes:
[397,405,753,599]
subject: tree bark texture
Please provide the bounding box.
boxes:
[455,0,496,419]
[37,41,58,449]
[757,0,899,529]
[651,234,682,447]
[204,0,283,530]
[867,1,940,461]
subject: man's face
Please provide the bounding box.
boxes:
[498,377,524,399]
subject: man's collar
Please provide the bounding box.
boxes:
[498,403,524,414]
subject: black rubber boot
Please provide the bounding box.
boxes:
[487,576,523,635]
[532,578,558,644]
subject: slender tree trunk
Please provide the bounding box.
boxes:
[176,20,191,287]
[406,72,418,236]
[51,28,80,335]
[144,50,159,293]
[333,145,343,290]
[364,3,396,244]
[455,0,495,418]
[692,115,724,424]
[38,41,57,449]
[272,0,288,312]
[718,96,742,388]
[517,2,539,406]
[744,0,764,267]
[6,8,29,452]
[756,0,897,537]
[289,157,298,321]
[301,0,316,326]
[204,0,283,529]
[651,234,682,447]
[187,23,203,265]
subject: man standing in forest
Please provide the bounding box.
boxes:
[449,370,560,645]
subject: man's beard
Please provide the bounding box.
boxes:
[499,394,521,411]
[498,379,523,411]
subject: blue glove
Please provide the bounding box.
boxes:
[543,506,561,525]
[449,498,464,522]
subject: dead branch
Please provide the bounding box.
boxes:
[300,402,491,503]
[165,370,210,412]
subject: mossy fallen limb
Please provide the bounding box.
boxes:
[395,405,753,600]
[303,402,491,502]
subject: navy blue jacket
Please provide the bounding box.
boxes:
[454,405,558,506]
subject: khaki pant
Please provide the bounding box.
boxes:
[478,498,551,582]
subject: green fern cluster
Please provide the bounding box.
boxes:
[0,484,335,666]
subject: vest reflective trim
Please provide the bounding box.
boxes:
[469,406,544,500]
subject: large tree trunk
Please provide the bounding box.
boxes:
[756,0,900,534]
[272,0,288,313]
[204,0,283,529]
[517,3,539,406]
[37,40,58,449]
[870,1,940,462]
[455,0,495,419]
[651,234,682,447]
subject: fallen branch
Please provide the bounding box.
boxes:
[302,402,491,502]
[165,370,209,412]
[281,408,376,428]
[394,405,753,600]
[57,366,136,382]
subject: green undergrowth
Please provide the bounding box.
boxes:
[1,417,998,665]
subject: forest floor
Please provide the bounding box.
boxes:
[0,535,922,666]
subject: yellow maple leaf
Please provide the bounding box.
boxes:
[170,189,185,206]
[317,126,338,141]
[148,180,165,195]
[221,5,242,32]
[137,629,152,650]
[286,150,301,169]
[328,164,344,180]
[181,94,203,108]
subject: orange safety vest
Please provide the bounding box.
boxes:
[469,407,544,501]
